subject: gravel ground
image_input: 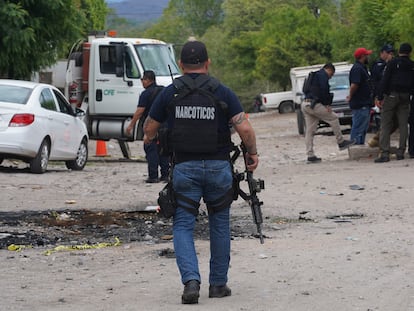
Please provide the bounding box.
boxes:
[1,111,414,311]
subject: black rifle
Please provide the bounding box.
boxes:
[231,143,265,244]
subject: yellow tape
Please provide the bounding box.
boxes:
[7,244,32,252]
[43,237,122,256]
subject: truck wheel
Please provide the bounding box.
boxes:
[297,108,305,135]
[279,101,294,114]
[30,139,50,174]
[66,138,88,170]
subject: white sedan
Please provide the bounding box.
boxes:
[0,79,88,173]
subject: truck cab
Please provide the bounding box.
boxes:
[35,32,181,158]
[72,36,180,140]
[40,33,180,157]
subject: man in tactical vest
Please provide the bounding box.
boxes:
[126,70,169,183]
[375,43,414,162]
[144,41,259,304]
[302,63,355,163]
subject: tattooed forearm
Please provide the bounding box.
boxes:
[143,116,160,140]
[231,112,247,126]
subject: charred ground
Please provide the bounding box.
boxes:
[0,209,272,250]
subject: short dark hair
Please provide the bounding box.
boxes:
[323,63,335,72]
[143,70,156,82]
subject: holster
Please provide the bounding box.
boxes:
[157,181,177,218]
[158,127,171,157]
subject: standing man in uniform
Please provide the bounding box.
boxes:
[144,41,258,304]
[409,97,414,158]
[301,63,355,163]
[368,44,396,147]
[347,47,373,145]
[375,43,414,162]
[371,44,395,96]
[126,70,169,183]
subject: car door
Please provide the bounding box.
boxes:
[38,87,67,158]
[52,89,82,158]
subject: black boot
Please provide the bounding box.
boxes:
[209,284,232,298]
[374,156,390,163]
[182,280,200,304]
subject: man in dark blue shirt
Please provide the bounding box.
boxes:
[144,41,258,304]
[347,47,373,145]
[126,70,169,183]
[371,44,394,98]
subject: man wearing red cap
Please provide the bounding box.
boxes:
[347,47,373,145]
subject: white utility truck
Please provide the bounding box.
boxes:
[36,31,180,158]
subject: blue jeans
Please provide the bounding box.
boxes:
[351,107,371,144]
[144,140,169,179]
[172,160,232,286]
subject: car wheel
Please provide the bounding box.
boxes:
[297,108,305,135]
[30,139,50,174]
[66,138,88,170]
[279,101,294,114]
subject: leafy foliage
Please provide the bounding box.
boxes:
[2,0,414,109]
[0,0,108,79]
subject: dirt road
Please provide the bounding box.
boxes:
[1,111,414,311]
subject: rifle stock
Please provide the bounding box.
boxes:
[231,143,265,244]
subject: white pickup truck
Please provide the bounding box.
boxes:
[260,91,294,113]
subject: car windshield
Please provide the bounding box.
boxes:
[134,44,180,76]
[0,85,31,104]
[329,74,349,91]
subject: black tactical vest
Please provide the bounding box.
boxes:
[169,75,231,155]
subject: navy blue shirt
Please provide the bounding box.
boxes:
[138,83,161,120]
[349,61,372,109]
[149,74,243,132]
[149,74,243,162]
[305,68,331,105]
[370,59,386,97]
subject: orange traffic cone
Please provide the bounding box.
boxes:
[95,140,108,157]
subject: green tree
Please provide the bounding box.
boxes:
[145,0,414,108]
[171,0,223,37]
[254,6,336,89]
[143,0,224,48]
[0,0,108,79]
[390,0,414,43]
[143,3,190,44]
[79,0,108,33]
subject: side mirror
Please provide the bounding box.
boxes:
[75,107,86,117]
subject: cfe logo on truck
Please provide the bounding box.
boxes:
[104,89,115,96]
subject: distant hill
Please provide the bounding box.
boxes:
[106,0,169,23]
